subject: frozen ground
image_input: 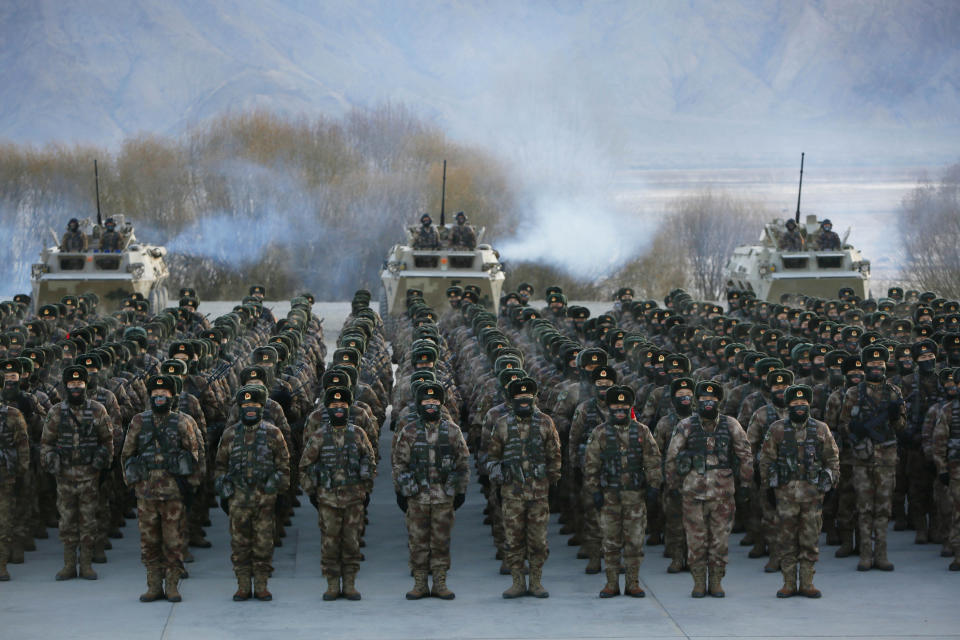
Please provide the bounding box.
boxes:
[1,301,957,640]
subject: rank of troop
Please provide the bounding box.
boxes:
[1,277,958,607]
[394,280,958,600]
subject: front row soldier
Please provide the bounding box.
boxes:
[838,346,905,572]
[932,376,960,571]
[665,380,753,598]
[758,385,840,598]
[122,375,202,602]
[584,385,662,598]
[40,365,113,582]
[392,382,470,600]
[300,387,376,602]
[215,385,290,602]
[0,368,30,581]
[486,377,562,599]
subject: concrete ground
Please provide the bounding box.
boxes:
[1,301,956,639]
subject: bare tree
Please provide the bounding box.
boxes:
[899,163,960,297]
[668,190,769,300]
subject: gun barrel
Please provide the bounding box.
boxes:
[794,152,804,224]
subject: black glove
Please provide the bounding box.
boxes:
[940,472,950,486]
[766,487,777,509]
[888,402,902,421]
[478,474,490,489]
[573,468,584,487]
[735,486,750,503]
[14,475,24,497]
[396,492,408,513]
[309,494,319,510]
[824,489,836,503]
[220,497,230,516]
[646,485,660,504]
[453,493,466,510]
[592,491,604,510]
[495,485,502,504]
[363,493,371,508]
[669,488,680,499]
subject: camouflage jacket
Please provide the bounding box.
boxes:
[0,404,30,480]
[391,418,470,504]
[932,399,960,473]
[486,409,561,501]
[215,420,290,508]
[121,410,202,500]
[583,419,662,502]
[664,414,753,499]
[40,400,113,482]
[299,423,376,507]
[758,417,839,502]
[837,382,906,467]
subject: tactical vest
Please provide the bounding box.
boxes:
[225,423,277,489]
[775,419,824,486]
[760,405,780,442]
[851,382,896,444]
[907,372,938,431]
[948,400,960,462]
[599,421,646,491]
[677,415,734,476]
[410,419,456,490]
[136,411,193,476]
[57,401,98,466]
[576,400,605,467]
[0,407,17,474]
[310,425,369,489]
[503,412,547,481]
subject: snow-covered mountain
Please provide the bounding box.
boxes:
[1,0,958,164]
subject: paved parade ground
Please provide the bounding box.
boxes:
[1,302,957,640]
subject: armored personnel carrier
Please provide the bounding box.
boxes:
[31,214,170,312]
[379,224,505,315]
[723,213,871,302]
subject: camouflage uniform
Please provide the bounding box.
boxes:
[759,415,839,595]
[932,399,960,568]
[486,405,561,595]
[745,403,787,567]
[654,410,687,569]
[299,419,375,594]
[215,418,290,595]
[583,414,662,592]
[837,381,906,569]
[40,398,113,577]
[664,410,753,594]
[122,408,202,593]
[0,404,30,579]
[392,412,469,595]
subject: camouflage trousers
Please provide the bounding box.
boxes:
[749,479,779,549]
[13,470,35,542]
[0,478,15,554]
[488,487,506,551]
[833,461,857,532]
[893,448,907,522]
[317,502,364,577]
[663,490,687,561]
[682,494,735,569]
[56,476,99,547]
[852,462,896,542]
[905,450,934,530]
[948,465,960,554]
[579,484,601,551]
[137,497,185,573]
[229,493,277,577]
[502,496,549,571]
[599,491,647,567]
[405,499,455,572]
[776,495,823,566]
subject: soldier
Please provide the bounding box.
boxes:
[98,218,123,252]
[0,366,30,581]
[122,374,202,602]
[656,377,694,573]
[40,365,113,581]
[932,369,960,571]
[758,385,840,598]
[838,346,906,571]
[778,219,805,251]
[584,385,662,598]
[412,214,440,250]
[901,339,941,543]
[486,377,562,598]
[664,381,753,598]
[814,219,841,250]
[448,211,477,250]
[299,387,376,601]
[392,382,470,600]
[60,218,88,252]
[215,385,290,601]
